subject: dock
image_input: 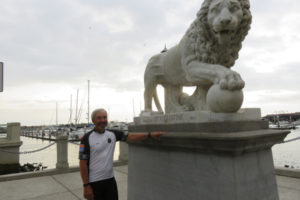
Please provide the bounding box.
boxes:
[0,165,299,200]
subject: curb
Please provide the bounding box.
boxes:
[0,160,127,182]
[275,167,300,178]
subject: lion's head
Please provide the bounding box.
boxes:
[185,0,252,68]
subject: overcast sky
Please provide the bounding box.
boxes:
[0,0,300,125]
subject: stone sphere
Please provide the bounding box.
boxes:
[206,85,243,113]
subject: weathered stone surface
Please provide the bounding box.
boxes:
[136,108,261,125]
[0,143,22,166]
[127,123,290,200]
[6,123,21,142]
[130,120,268,134]
[119,141,129,161]
[56,135,69,169]
[128,144,279,200]
[132,109,267,134]
[129,126,289,154]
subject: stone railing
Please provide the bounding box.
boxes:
[0,123,130,176]
[56,135,69,169]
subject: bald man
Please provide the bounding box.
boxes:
[79,108,164,200]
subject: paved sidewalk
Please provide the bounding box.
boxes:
[0,166,128,200]
[0,165,299,200]
[277,175,300,200]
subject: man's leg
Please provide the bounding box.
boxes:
[90,180,105,200]
[104,177,118,200]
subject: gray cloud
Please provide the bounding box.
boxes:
[237,61,300,91]
[1,0,300,124]
[0,0,196,90]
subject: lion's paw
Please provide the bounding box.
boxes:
[219,71,245,91]
[140,110,164,117]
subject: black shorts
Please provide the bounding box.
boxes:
[90,177,118,200]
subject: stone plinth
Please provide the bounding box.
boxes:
[127,111,289,200]
[0,123,22,174]
[136,108,261,125]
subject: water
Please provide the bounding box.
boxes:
[272,128,300,169]
[19,136,120,169]
[18,129,300,169]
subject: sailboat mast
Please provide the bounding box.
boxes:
[87,80,90,124]
[75,89,79,126]
[69,94,72,124]
[56,102,58,126]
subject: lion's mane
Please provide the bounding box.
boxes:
[185,0,252,68]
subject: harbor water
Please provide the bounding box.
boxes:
[19,136,120,169]
[18,129,300,169]
[272,128,300,169]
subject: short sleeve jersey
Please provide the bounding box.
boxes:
[79,129,127,182]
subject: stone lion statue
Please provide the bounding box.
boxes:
[143,0,252,114]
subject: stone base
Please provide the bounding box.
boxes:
[135,108,261,125]
[127,122,289,200]
[56,162,69,169]
[0,141,22,172]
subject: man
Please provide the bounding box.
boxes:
[79,108,164,200]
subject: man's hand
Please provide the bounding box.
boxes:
[83,185,94,200]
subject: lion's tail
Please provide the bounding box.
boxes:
[153,88,163,113]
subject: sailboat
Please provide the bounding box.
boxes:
[69,80,94,140]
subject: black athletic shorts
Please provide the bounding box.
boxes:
[90,177,118,200]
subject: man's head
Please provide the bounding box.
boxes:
[91,108,108,133]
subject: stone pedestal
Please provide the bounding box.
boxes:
[56,135,69,169]
[127,110,290,200]
[0,123,22,174]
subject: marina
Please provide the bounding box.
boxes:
[273,128,300,169]
[18,136,120,170]
[8,128,299,170]
[1,122,299,171]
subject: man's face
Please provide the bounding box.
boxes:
[92,110,108,130]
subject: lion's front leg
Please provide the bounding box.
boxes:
[185,61,245,91]
[164,85,188,113]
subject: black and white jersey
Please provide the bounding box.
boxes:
[79,129,127,182]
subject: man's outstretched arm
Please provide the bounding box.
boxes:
[126,132,166,142]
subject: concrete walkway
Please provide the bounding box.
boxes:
[0,165,299,200]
